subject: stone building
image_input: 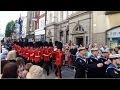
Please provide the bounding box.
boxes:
[45,11,120,47]
[45,11,92,46]
[26,11,46,42]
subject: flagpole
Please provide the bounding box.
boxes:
[45,11,47,41]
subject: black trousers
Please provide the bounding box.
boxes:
[70,55,76,66]
[44,59,52,76]
[55,65,62,78]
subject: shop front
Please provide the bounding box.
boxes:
[35,29,45,42]
[26,34,35,42]
[107,26,120,48]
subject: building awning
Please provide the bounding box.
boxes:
[35,29,45,35]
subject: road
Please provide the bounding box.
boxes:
[44,66,76,79]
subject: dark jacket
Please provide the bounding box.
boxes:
[75,55,87,78]
[87,55,103,78]
[106,63,120,78]
[98,55,110,78]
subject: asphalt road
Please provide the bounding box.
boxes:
[44,66,76,79]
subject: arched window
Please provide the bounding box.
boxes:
[74,24,84,32]
[66,30,69,43]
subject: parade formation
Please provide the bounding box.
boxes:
[1,38,120,79]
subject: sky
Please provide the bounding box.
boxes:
[0,11,27,35]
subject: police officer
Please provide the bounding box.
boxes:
[75,47,87,78]
[106,54,120,78]
[87,48,104,78]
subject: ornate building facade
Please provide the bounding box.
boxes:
[45,11,92,46]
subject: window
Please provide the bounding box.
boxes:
[86,36,88,46]
[60,31,63,41]
[66,30,69,43]
[49,38,52,42]
[79,25,84,31]
[58,11,61,22]
[39,17,45,30]
[49,13,52,23]
[41,35,45,41]
[75,27,79,31]
[75,24,84,32]
[60,11,63,21]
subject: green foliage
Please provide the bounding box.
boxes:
[5,20,16,37]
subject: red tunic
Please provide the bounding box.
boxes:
[55,50,64,66]
[48,47,54,58]
[34,49,41,63]
[43,48,50,62]
[29,48,35,61]
[25,48,30,60]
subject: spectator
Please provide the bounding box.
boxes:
[26,65,45,79]
[99,45,105,52]
[109,48,116,55]
[0,49,8,61]
[16,57,25,78]
[16,57,25,67]
[69,44,77,66]
[1,62,18,79]
[86,47,92,58]
[22,63,33,78]
[1,60,9,74]
[6,50,16,62]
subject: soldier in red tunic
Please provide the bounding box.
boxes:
[43,41,51,75]
[33,42,41,65]
[54,42,64,78]
[48,42,54,69]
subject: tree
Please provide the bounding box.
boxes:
[5,20,16,37]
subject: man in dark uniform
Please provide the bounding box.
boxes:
[74,47,87,78]
[106,54,120,78]
[87,48,104,78]
[98,50,111,78]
